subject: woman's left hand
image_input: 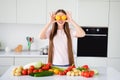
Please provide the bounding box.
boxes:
[66,11,73,23]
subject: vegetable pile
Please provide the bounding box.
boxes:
[12,62,99,78]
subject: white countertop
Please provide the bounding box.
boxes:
[0,51,77,57]
[0,51,48,57]
[0,66,120,80]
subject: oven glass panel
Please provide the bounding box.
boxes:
[77,36,107,57]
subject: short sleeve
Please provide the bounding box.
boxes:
[46,29,51,39]
[70,29,77,37]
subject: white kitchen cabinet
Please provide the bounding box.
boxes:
[110,0,120,2]
[0,0,16,23]
[77,0,109,26]
[0,56,14,76]
[108,2,120,57]
[0,65,10,76]
[17,0,46,24]
[15,57,47,66]
[0,56,14,65]
[76,57,107,67]
[46,0,77,22]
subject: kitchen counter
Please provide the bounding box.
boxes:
[0,66,120,80]
[0,51,77,57]
[0,51,48,57]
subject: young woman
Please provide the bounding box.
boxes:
[40,9,85,67]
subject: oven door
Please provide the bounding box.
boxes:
[77,34,107,57]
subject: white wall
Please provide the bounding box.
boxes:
[0,23,49,50]
[0,24,77,53]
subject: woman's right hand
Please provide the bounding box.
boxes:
[49,12,56,24]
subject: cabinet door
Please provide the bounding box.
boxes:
[0,56,14,76]
[47,0,77,22]
[17,0,46,24]
[110,0,120,1]
[0,57,14,65]
[0,65,10,76]
[78,0,109,26]
[0,0,16,23]
[108,2,120,57]
[15,57,46,65]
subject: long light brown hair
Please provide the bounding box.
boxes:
[48,9,74,65]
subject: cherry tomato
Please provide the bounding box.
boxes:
[89,70,94,77]
[46,63,52,66]
[58,72,63,75]
[72,65,76,68]
[61,72,66,75]
[29,65,35,70]
[22,69,28,75]
[42,66,49,70]
[84,71,90,78]
[67,67,72,71]
[38,69,43,72]
[81,71,85,76]
[28,69,33,75]
[64,70,68,74]
[33,69,38,73]
[82,65,89,69]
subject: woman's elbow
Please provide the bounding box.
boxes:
[39,36,43,39]
[39,35,46,39]
[78,32,86,38]
[81,32,86,37]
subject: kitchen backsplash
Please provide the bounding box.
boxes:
[0,23,77,54]
[0,23,49,51]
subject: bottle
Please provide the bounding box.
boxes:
[5,47,11,53]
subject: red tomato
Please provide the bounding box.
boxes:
[58,72,64,75]
[84,71,90,78]
[81,71,85,76]
[42,66,49,70]
[46,63,52,67]
[22,69,28,75]
[33,69,38,73]
[72,65,76,68]
[82,65,89,69]
[28,69,33,75]
[89,70,94,77]
[38,69,43,72]
[67,68,72,71]
[29,65,35,70]
[64,70,68,74]
[68,65,76,69]
[61,72,66,75]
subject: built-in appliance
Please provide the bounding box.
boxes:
[77,27,108,57]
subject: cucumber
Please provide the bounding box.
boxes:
[29,71,54,77]
[77,67,87,71]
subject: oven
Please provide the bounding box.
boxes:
[77,27,108,57]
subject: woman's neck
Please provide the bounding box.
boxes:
[58,25,64,30]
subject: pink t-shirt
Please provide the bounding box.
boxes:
[46,29,76,65]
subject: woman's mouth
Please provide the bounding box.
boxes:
[58,20,65,24]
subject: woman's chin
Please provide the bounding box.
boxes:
[57,22,65,26]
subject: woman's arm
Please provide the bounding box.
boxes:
[39,22,52,39]
[39,12,56,39]
[70,19,86,37]
[66,12,86,37]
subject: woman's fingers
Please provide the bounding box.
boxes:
[49,11,56,23]
[66,11,73,23]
